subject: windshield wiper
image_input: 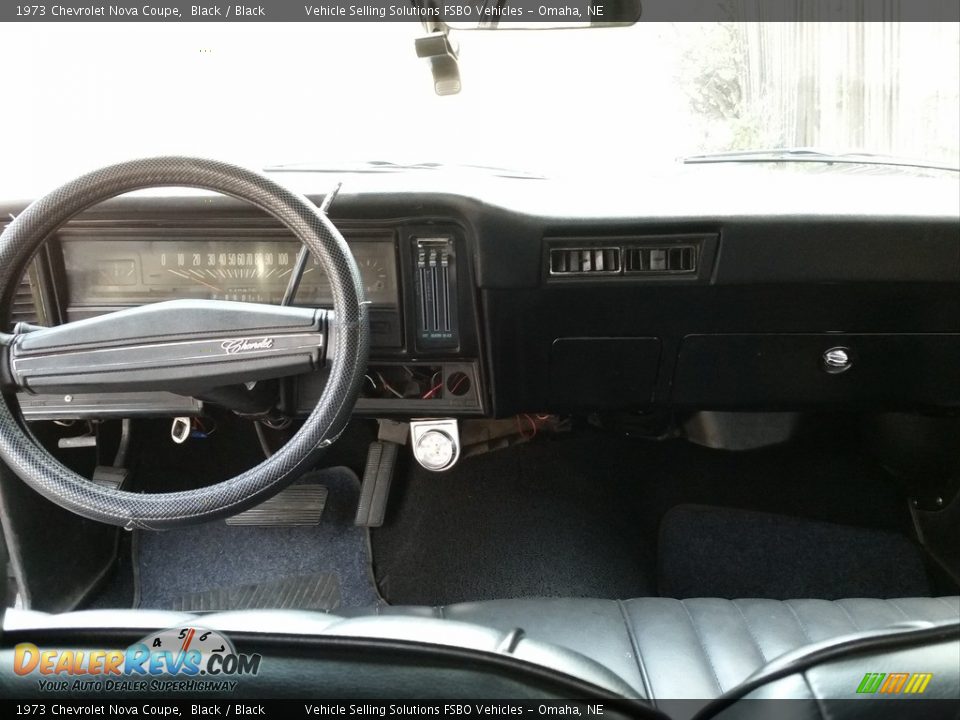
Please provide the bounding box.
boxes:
[264,160,545,179]
[683,148,959,172]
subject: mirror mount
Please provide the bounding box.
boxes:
[412,0,643,96]
[416,4,461,96]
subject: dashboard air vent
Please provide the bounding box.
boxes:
[549,247,621,275]
[624,244,697,274]
[545,235,714,283]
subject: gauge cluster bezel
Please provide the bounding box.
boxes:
[48,225,405,349]
[53,226,400,312]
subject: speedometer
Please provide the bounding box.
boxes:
[148,244,299,303]
[61,236,398,308]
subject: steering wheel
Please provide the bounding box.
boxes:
[0,157,369,529]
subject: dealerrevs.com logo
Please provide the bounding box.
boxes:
[13,626,261,693]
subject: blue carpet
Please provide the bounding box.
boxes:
[135,467,380,611]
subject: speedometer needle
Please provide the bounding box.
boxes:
[167,268,223,293]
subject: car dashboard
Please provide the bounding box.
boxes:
[5,166,960,422]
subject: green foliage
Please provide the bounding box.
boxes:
[680,23,744,122]
[676,22,768,152]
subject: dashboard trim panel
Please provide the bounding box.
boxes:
[16,212,488,419]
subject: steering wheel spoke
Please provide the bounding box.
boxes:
[2,299,330,395]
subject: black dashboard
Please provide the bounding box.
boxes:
[13,212,486,420]
[4,165,960,421]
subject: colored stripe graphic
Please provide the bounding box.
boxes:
[880,672,910,693]
[857,673,886,693]
[903,673,933,694]
[858,671,933,694]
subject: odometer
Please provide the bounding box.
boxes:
[61,237,398,308]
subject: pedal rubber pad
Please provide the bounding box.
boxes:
[170,572,341,612]
[225,484,327,527]
[91,465,128,490]
[355,441,399,527]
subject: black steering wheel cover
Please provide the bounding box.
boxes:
[0,157,369,529]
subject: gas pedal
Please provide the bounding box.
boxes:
[225,484,328,527]
[355,440,399,527]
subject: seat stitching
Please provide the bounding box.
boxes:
[783,600,813,644]
[835,600,862,631]
[680,601,725,695]
[616,599,656,705]
[885,598,912,621]
[731,600,768,663]
[801,670,829,720]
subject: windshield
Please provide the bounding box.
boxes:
[2,21,958,196]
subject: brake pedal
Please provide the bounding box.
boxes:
[226,484,328,526]
[91,418,133,489]
[91,465,129,490]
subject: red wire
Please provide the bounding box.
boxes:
[524,414,538,437]
[422,383,443,399]
[516,414,538,439]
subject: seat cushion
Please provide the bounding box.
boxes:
[372,596,960,700]
[6,596,958,705]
